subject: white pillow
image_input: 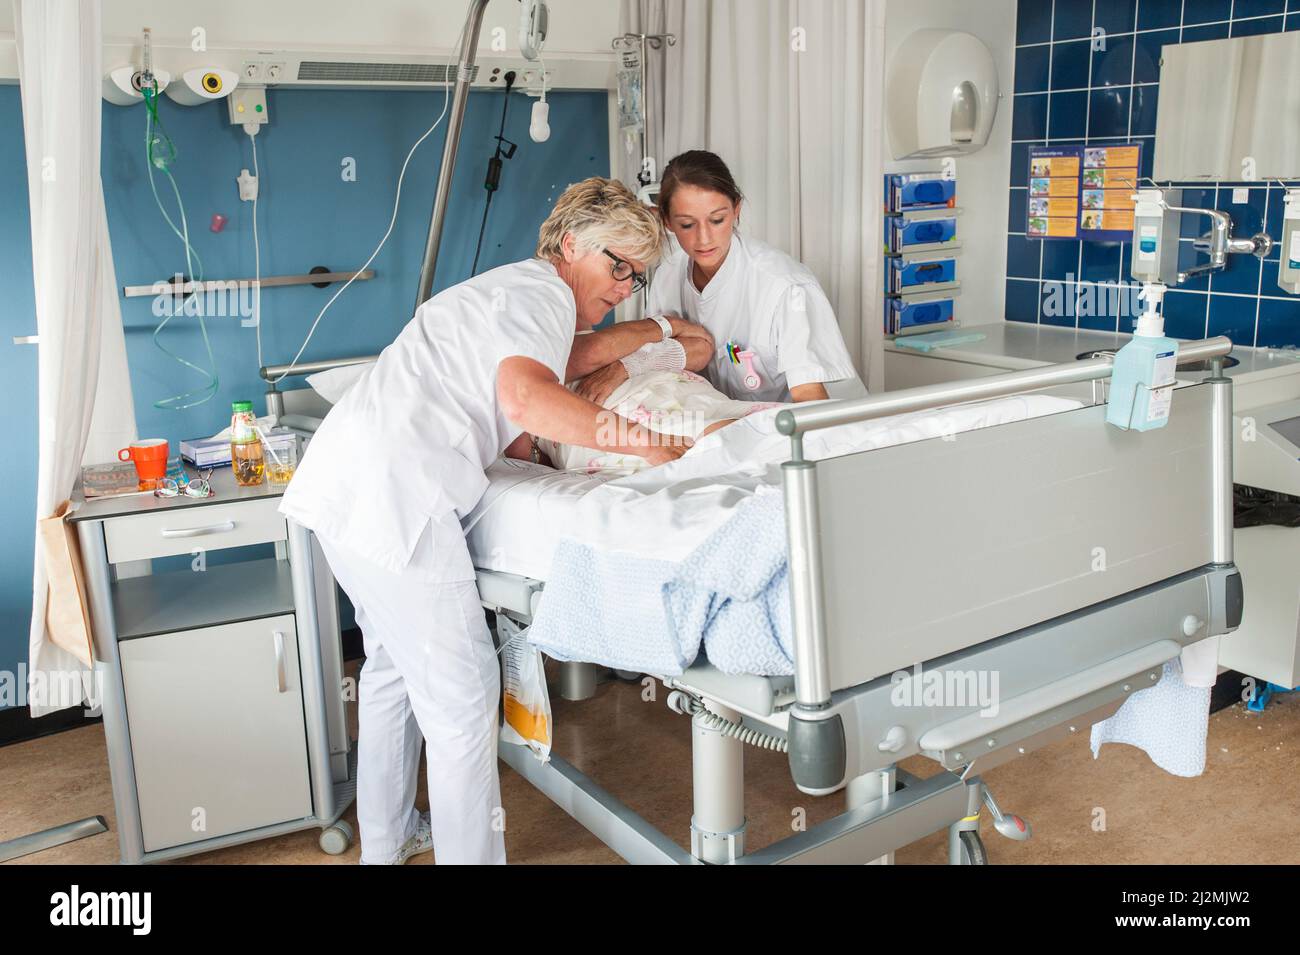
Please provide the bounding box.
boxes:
[305,361,376,405]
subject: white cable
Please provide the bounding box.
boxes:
[267,22,465,385]
[250,129,263,371]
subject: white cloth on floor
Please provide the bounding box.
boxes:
[1179,635,1221,688]
[1090,659,1211,778]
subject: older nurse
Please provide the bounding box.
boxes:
[279,178,678,865]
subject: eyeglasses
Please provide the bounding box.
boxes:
[602,249,647,293]
[154,467,215,499]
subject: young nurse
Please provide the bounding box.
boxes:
[646,150,858,403]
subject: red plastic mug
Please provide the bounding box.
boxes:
[118,439,169,486]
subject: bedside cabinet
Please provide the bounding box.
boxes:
[70,467,356,863]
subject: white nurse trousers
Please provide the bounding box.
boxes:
[318,534,506,865]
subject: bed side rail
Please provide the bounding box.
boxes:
[779,339,1236,787]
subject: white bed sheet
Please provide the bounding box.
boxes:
[464,460,615,580]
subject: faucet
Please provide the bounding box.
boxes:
[1163,205,1273,283]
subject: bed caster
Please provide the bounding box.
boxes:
[319,820,354,855]
[958,829,989,865]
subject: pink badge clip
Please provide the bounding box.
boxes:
[737,350,762,392]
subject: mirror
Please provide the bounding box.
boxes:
[1153,30,1300,181]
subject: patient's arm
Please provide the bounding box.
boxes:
[565,315,710,380]
[574,334,712,405]
[678,335,713,372]
[790,382,829,402]
[498,356,690,466]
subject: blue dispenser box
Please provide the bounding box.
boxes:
[888,257,956,293]
[885,173,956,211]
[886,216,958,253]
[886,296,954,335]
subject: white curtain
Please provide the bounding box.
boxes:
[17,0,138,716]
[618,0,887,392]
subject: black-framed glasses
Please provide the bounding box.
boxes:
[602,249,647,293]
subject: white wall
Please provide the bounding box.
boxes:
[884,0,1016,326]
[0,0,622,88]
[0,0,620,55]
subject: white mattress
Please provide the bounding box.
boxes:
[463,394,1084,582]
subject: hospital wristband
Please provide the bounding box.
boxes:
[649,315,673,341]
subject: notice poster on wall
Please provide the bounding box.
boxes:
[1079,144,1141,240]
[1027,148,1081,238]
[1027,143,1143,242]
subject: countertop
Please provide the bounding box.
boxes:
[70,462,285,523]
[884,322,1300,384]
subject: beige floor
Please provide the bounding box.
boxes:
[3,665,1297,865]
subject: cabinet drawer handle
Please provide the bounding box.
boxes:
[160,520,236,539]
[273,631,287,693]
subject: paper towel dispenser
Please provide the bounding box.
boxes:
[886,29,1000,160]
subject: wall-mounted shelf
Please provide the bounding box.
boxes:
[891,280,962,298]
[893,286,962,304]
[886,242,964,258]
[890,319,960,338]
[884,206,964,220]
[123,268,376,298]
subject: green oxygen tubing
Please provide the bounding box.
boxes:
[142,81,219,410]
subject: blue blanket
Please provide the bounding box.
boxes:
[526,490,794,676]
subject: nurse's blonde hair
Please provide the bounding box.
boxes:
[536,177,664,266]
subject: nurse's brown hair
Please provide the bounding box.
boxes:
[657,150,744,221]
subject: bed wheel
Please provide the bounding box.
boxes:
[959,829,989,865]
[319,820,354,856]
[613,669,642,682]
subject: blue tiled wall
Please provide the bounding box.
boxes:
[1,87,609,707]
[1006,0,1300,346]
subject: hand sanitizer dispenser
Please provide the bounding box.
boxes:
[1280,188,1300,295]
[1130,188,1182,285]
[1106,283,1179,431]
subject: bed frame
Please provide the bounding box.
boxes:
[477,337,1241,864]
[278,337,1241,865]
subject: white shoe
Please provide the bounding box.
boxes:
[361,812,434,865]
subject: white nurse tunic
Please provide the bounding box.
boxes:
[645,233,857,403]
[279,257,575,864]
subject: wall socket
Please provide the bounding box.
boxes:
[242,61,287,84]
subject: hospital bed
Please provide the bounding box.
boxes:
[272,337,1241,865]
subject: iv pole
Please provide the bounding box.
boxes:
[611,28,675,320]
[611,30,676,189]
[415,0,492,310]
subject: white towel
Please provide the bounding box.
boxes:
[1090,660,1210,777]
